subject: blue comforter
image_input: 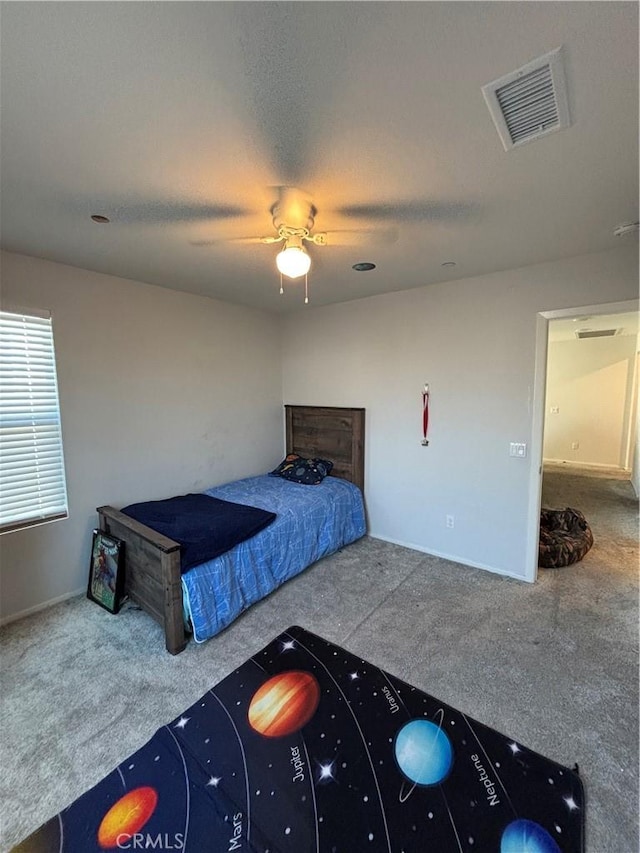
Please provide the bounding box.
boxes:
[182,475,366,642]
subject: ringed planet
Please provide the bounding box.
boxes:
[97,786,158,849]
[248,670,321,737]
[394,718,454,790]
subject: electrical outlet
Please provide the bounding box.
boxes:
[550,406,559,414]
[509,442,527,458]
[446,515,454,529]
[571,441,579,450]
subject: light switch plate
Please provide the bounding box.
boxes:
[509,442,527,458]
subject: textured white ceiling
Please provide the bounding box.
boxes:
[1,2,638,313]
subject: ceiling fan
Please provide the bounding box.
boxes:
[191,186,397,290]
[189,186,477,303]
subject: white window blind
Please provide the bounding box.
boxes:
[0,309,69,534]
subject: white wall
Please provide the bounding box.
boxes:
[2,245,637,620]
[632,406,640,498]
[543,335,637,469]
[0,251,283,621]
[282,244,638,580]
[632,341,640,498]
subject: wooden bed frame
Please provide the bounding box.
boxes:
[97,405,365,655]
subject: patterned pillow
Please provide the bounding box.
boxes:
[269,454,301,478]
[269,454,334,485]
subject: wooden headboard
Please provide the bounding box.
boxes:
[285,405,365,493]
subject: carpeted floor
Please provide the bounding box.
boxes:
[1,470,637,852]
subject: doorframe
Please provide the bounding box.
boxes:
[524,298,639,583]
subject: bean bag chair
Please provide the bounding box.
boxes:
[538,507,594,568]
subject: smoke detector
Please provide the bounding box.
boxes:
[482,47,570,151]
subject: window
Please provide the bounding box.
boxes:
[0,308,68,533]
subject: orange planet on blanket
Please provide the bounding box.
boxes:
[97,786,158,849]
[248,671,320,737]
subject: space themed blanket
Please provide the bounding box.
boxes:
[13,626,585,853]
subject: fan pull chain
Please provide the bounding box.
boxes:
[304,273,309,304]
[279,272,284,295]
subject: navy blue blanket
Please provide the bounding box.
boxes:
[121,493,276,574]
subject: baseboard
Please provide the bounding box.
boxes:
[368,534,532,583]
[0,587,85,627]
[543,458,630,474]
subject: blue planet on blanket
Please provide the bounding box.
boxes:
[394,719,454,786]
[501,819,562,853]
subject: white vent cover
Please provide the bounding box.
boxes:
[482,47,570,150]
[575,329,619,339]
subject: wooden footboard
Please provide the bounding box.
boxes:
[97,506,187,655]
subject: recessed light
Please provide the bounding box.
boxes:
[441,261,456,267]
[91,214,110,223]
[352,262,376,272]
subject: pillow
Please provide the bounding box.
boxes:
[269,453,301,478]
[269,454,334,485]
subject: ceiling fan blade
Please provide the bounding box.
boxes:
[311,228,398,247]
[104,202,250,225]
[337,200,476,223]
[190,235,282,247]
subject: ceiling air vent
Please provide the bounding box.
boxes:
[482,47,570,151]
[575,329,619,340]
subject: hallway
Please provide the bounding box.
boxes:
[541,466,638,582]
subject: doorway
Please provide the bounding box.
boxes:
[525,299,639,582]
[543,311,638,475]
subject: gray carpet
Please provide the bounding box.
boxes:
[1,471,638,851]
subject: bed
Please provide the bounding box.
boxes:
[97,406,365,655]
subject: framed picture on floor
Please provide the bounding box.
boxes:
[87,530,125,614]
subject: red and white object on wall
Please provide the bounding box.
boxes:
[422,384,430,446]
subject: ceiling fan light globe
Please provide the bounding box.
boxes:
[276,246,311,279]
